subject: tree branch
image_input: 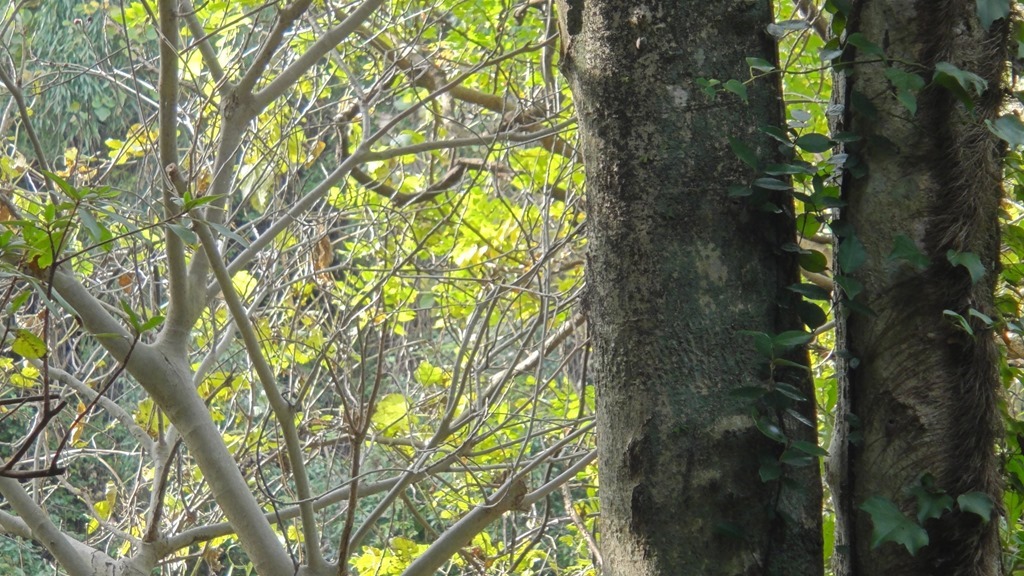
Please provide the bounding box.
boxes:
[236,0,315,96]
[0,478,111,576]
[252,0,385,109]
[194,219,325,569]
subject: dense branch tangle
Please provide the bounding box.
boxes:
[0,0,591,575]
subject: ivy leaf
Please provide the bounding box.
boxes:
[947,250,985,284]
[910,478,954,523]
[888,235,929,269]
[837,234,867,274]
[976,0,1011,28]
[860,496,929,554]
[957,492,995,523]
[933,62,987,109]
[884,68,926,115]
[986,114,1024,147]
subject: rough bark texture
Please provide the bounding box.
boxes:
[556,1,823,574]
[838,1,1007,574]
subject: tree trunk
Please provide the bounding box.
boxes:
[556,1,823,574]
[836,2,1007,574]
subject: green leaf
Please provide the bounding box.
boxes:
[746,57,776,72]
[773,382,809,401]
[754,415,787,443]
[834,275,865,300]
[773,330,813,351]
[888,235,929,269]
[933,62,987,109]
[43,171,83,201]
[884,68,926,115]
[738,330,775,359]
[860,496,929,554]
[753,177,791,191]
[780,447,815,467]
[794,133,833,153]
[789,283,831,301]
[12,329,47,359]
[728,185,753,198]
[724,79,748,103]
[790,439,828,457]
[799,250,828,273]
[943,310,974,336]
[976,0,1011,28]
[910,478,954,523]
[947,250,985,284]
[729,137,759,169]
[837,234,867,273]
[759,459,783,482]
[796,213,821,237]
[957,492,995,522]
[797,300,828,329]
[845,32,885,58]
[986,114,1024,147]
[167,222,198,244]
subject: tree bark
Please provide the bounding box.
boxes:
[556,1,823,574]
[837,2,1007,574]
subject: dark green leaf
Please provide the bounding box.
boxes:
[724,79,748,102]
[796,213,821,238]
[739,330,775,359]
[753,177,791,191]
[834,274,864,300]
[846,32,885,57]
[837,234,867,273]
[795,133,833,153]
[729,137,759,169]
[986,114,1024,147]
[764,163,813,176]
[780,447,815,467]
[947,250,986,284]
[860,496,929,554]
[760,124,792,144]
[910,480,954,524]
[773,330,813,351]
[799,250,828,273]
[728,185,753,198]
[790,440,828,457]
[746,57,776,72]
[774,382,808,401]
[933,62,987,109]
[759,459,783,482]
[888,235,929,269]
[755,415,787,443]
[789,283,831,301]
[957,492,995,522]
[797,300,828,329]
[976,0,1011,28]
